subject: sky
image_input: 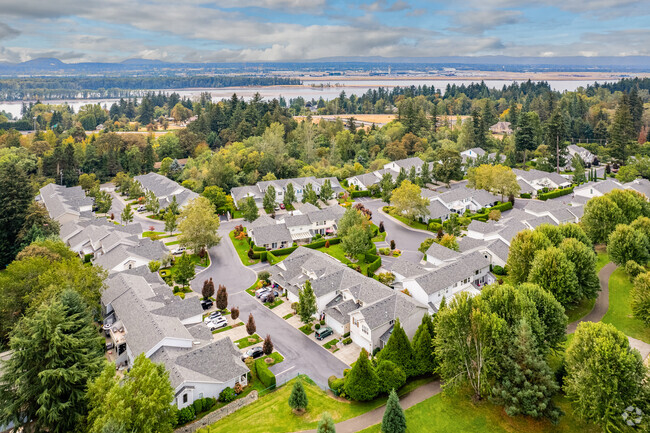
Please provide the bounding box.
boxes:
[0,0,649,63]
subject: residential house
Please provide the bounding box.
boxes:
[37,183,94,224]
[573,179,623,200]
[567,145,597,166]
[460,147,486,164]
[426,187,500,218]
[270,247,427,352]
[231,177,345,209]
[513,168,571,196]
[94,238,168,273]
[60,219,143,258]
[489,121,513,135]
[346,157,426,191]
[102,267,248,409]
[134,172,199,210]
[245,204,345,249]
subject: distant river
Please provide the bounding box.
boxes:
[0,78,600,118]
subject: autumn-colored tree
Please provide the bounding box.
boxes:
[263,334,273,355]
[246,313,256,335]
[216,284,228,311]
[230,307,240,321]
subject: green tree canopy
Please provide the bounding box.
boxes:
[506,229,552,284]
[288,378,308,412]
[528,246,580,307]
[381,389,406,433]
[344,348,380,401]
[607,223,649,266]
[178,196,222,252]
[377,318,415,377]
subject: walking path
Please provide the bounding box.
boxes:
[567,262,650,359]
[297,381,442,433]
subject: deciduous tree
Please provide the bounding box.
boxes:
[298,280,317,324]
[246,313,256,335]
[178,196,221,252]
[607,224,649,266]
[506,230,552,284]
[581,195,624,244]
[174,253,195,288]
[528,246,580,307]
[216,284,228,310]
[390,180,429,222]
[631,272,650,325]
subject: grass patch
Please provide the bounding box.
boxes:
[263,352,284,367]
[356,390,599,433]
[602,268,650,343]
[165,240,180,246]
[565,297,596,323]
[234,334,262,349]
[384,207,429,231]
[595,250,609,273]
[246,279,262,296]
[197,376,433,433]
[316,243,372,275]
[229,230,260,266]
[266,298,284,309]
[142,231,165,237]
[299,323,313,335]
[323,339,339,349]
[211,322,243,335]
[282,313,294,320]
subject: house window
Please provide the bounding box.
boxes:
[362,326,369,334]
[183,394,188,404]
[272,242,277,249]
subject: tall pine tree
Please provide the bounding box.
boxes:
[0,290,104,433]
[377,319,415,377]
[0,163,32,267]
[491,319,561,424]
[344,348,380,401]
[381,389,407,433]
[412,315,437,376]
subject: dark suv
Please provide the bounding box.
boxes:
[315,326,333,340]
[241,346,264,361]
[200,299,213,310]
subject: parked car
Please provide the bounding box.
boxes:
[207,320,228,331]
[200,299,213,310]
[279,203,285,210]
[255,287,271,298]
[315,326,333,341]
[171,246,186,255]
[137,205,146,212]
[260,290,280,302]
[241,346,264,361]
[207,311,222,320]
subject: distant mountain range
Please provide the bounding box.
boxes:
[1,56,650,75]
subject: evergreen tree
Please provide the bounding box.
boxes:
[298,280,317,324]
[242,196,259,222]
[246,313,256,335]
[395,168,406,187]
[288,378,308,412]
[544,109,568,172]
[201,278,215,300]
[320,179,334,201]
[491,320,561,424]
[317,413,336,433]
[263,334,273,355]
[381,389,406,433]
[263,185,276,214]
[609,96,636,162]
[143,142,155,173]
[284,182,297,208]
[216,284,228,310]
[0,163,31,267]
[412,315,436,376]
[376,360,406,394]
[0,290,104,433]
[377,319,415,377]
[174,252,196,288]
[419,161,431,185]
[344,348,380,401]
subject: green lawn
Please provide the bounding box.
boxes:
[316,243,372,274]
[565,297,596,323]
[299,323,313,335]
[229,230,260,266]
[384,208,429,231]
[263,351,284,367]
[595,250,609,273]
[283,313,294,320]
[267,298,284,309]
[602,268,650,343]
[142,231,165,237]
[197,376,433,433]
[165,240,180,246]
[357,391,599,433]
[235,334,262,348]
[246,279,262,296]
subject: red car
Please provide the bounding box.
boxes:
[279,203,286,209]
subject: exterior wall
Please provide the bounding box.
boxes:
[108,256,150,273]
[348,177,369,191]
[175,374,248,409]
[181,313,203,326]
[325,315,346,335]
[316,292,339,315]
[349,315,372,353]
[287,290,299,305]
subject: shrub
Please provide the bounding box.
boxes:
[315,323,321,330]
[255,358,276,388]
[219,387,236,403]
[521,193,532,199]
[234,382,243,394]
[258,270,271,283]
[428,222,442,231]
[342,337,352,345]
[329,377,345,395]
[379,247,391,255]
[343,332,350,338]
[320,319,325,325]
[626,260,645,278]
[538,187,574,201]
[390,240,396,250]
[177,406,195,424]
[192,398,205,414]
[492,265,505,275]
[291,302,299,313]
[490,201,514,212]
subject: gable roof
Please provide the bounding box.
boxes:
[414,251,490,296]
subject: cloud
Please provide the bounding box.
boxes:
[0,22,20,40]
[448,9,524,34]
[361,0,411,13]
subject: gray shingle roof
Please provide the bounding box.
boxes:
[390,157,424,170]
[357,293,427,330]
[387,259,430,278]
[414,251,490,295]
[250,223,292,246]
[173,337,249,384]
[134,172,199,209]
[425,241,461,261]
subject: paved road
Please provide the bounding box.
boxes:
[190,219,349,389]
[567,262,650,360]
[108,190,166,231]
[355,198,433,254]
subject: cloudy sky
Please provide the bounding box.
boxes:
[0,0,648,63]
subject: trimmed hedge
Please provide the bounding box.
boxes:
[350,190,370,198]
[255,358,276,389]
[538,186,574,201]
[270,245,299,256]
[365,253,381,276]
[520,193,532,199]
[469,213,489,222]
[489,201,513,212]
[305,237,341,249]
